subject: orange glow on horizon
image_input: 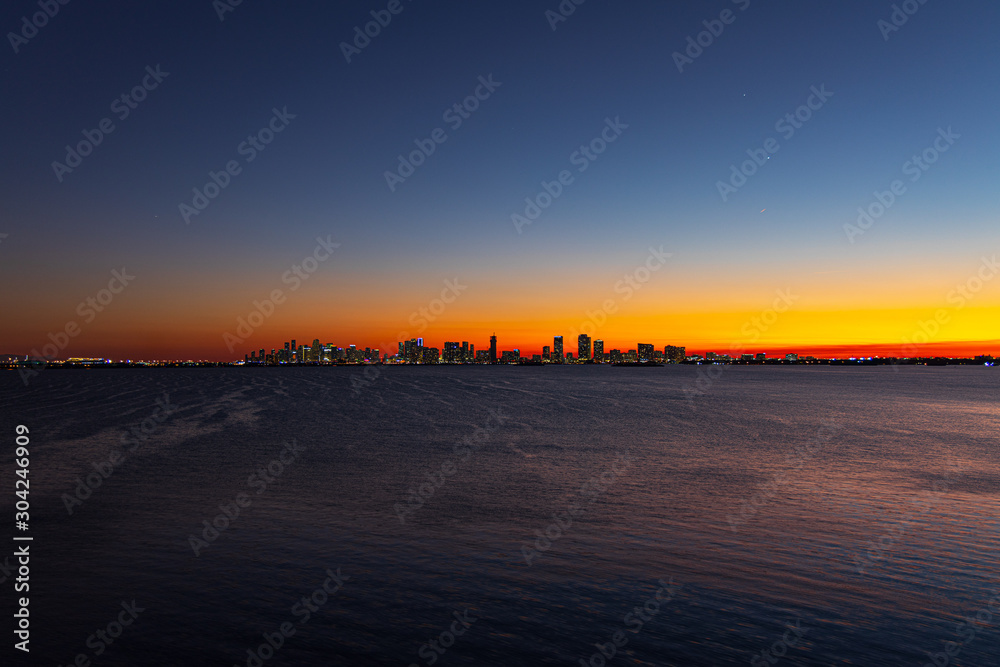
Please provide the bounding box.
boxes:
[5,257,998,361]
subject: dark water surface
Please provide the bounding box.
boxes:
[2,366,998,666]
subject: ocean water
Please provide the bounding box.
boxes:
[2,365,998,666]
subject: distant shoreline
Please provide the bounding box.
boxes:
[2,358,995,370]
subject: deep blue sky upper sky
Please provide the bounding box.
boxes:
[2,1,998,357]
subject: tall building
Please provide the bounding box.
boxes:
[542,345,551,361]
[444,341,461,363]
[553,336,563,363]
[404,339,419,363]
[637,343,654,362]
[577,334,591,362]
[489,334,497,363]
[664,345,686,364]
[593,339,604,362]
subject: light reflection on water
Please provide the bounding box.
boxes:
[2,365,998,665]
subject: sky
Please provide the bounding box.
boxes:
[1,0,999,360]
